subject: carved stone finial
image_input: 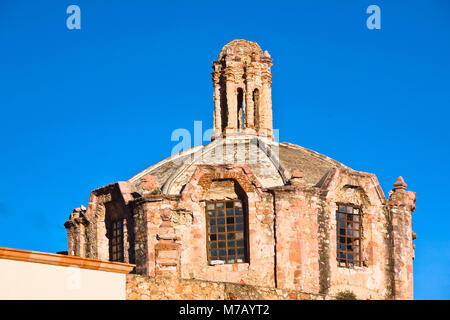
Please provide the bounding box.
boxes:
[393,176,407,191]
[65,206,89,229]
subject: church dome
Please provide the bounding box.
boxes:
[128,39,348,195]
[64,40,414,300]
[128,137,348,195]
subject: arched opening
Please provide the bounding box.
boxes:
[104,201,132,263]
[219,75,228,132]
[205,179,249,264]
[336,203,362,268]
[237,88,245,130]
[253,89,260,128]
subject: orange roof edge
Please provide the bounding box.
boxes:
[0,247,135,274]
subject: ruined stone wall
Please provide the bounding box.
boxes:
[126,274,328,300]
[321,169,392,299]
[130,166,405,299]
[171,165,276,287]
[66,166,415,300]
[128,165,276,287]
[132,196,182,277]
[64,182,136,262]
[270,168,413,300]
[64,39,416,300]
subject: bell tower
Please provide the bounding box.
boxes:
[211,40,274,140]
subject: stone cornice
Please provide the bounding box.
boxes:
[130,194,181,206]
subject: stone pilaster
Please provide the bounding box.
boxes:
[132,200,151,275]
[64,207,89,257]
[155,209,180,277]
[225,66,237,132]
[259,68,273,138]
[387,177,416,300]
[245,66,256,130]
[212,68,222,140]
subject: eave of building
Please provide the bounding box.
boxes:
[0,247,135,274]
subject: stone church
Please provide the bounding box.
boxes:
[64,40,416,300]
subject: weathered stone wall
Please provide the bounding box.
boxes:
[65,165,415,300]
[126,274,328,300]
[320,168,392,299]
[270,185,320,294]
[65,182,136,262]
[174,165,276,287]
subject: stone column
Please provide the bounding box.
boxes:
[123,218,131,263]
[64,207,89,257]
[260,71,273,139]
[133,201,147,275]
[95,204,109,261]
[225,66,237,133]
[64,220,75,256]
[245,67,255,130]
[387,176,416,300]
[212,69,222,140]
[76,218,87,257]
[133,200,162,276]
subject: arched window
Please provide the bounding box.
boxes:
[105,201,125,262]
[336,204,361,267]
[253,89,259,128]
[237,88,244,130]
[108,219,124,262]
[206,199,248,264]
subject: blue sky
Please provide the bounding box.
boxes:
[0,0,449,299]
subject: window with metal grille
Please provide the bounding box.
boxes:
[336,204,361,267]
[206,200,248,264]
[108,219,124,262]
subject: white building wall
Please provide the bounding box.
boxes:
[0,258,127,300]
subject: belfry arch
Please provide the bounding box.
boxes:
[237,87,245,130]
